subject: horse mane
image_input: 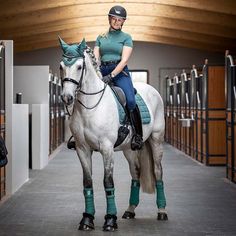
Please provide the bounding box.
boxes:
[85,46,103,79]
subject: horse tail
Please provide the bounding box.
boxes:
[137,141,155,194]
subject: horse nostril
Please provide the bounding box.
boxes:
[67,95,73,104]
[61,94,73,105]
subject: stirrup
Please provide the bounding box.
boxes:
[114,125,129,148]
[131,134,143,151]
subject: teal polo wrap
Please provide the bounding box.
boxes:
[156,180,166,209]
[129,179,140,206]
[83,188,95,215]
[105,188,117,215]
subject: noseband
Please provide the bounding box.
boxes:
[62,54,107,110]
[62,54,86,90]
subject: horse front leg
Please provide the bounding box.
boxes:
[101,145,118,231]
[76,147,95,231]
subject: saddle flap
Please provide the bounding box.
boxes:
[111,86,126,107]
[111,87,151,125]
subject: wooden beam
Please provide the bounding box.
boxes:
[14,25,236,54]
[1,0,235,18]
[133,34,233,52]
[2,15,236,40]
[128,26,236,46]
[15,32,234,54]
[1,3,236,30]
[12,25,236,50]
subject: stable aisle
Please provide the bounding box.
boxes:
[0,144,236,236]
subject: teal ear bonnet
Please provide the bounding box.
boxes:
[58,36,87,66]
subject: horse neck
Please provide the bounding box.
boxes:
[82,55,103,93]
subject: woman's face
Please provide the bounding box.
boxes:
[109,16,125,30]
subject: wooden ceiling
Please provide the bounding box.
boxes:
[0,0,236,53]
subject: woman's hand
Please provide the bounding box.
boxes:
[102,74,113,83]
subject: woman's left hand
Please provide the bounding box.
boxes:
[102,74,113,83]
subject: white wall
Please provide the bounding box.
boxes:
[13,66,50,169]
[12,104,29,192]
[3,40,29,195]
[13,66,50,108]
[14,41,224,100]
[32,104,49,169]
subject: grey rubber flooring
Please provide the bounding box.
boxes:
[0,144,236,236]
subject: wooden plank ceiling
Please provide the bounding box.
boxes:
[0,0,236,53]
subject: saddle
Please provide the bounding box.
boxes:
[111,86,148,148]
[111,86,130,111]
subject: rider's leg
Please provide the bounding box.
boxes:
[114,71,143,150]
[129,106,143,150]
[100,64,143,150]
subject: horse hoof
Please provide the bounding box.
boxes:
[122,211,135,219]
[78,224,93,231]
[157,212,168,221]
[103,214,118,231]
[78,212,95,231]
[103,225,116,232]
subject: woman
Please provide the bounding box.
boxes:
[94,5,143,150]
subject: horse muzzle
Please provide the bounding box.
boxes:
[61,94,74,106]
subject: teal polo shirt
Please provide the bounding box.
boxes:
[95,30,133,62]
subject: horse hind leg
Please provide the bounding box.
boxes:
[149,131,168,221]
[122,149,141,219]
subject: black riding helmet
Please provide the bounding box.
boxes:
[108,5,127,20]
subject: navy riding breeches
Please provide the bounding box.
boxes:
[100,63,136,111]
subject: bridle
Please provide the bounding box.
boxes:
[61,53,107,112]
[62,54,86,91]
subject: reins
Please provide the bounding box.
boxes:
[76,83,107,110]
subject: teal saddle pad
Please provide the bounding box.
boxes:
[114,93,151,124]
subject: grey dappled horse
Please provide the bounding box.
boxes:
[59,37,168,232]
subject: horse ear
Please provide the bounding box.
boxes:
[58,35,69,52]
[80,38,86,49]
[76,38,87,56]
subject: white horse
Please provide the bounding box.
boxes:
[59,37,168,232]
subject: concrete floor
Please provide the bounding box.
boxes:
[0,144,236,236]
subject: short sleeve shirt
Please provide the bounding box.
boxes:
[95,30,133,62]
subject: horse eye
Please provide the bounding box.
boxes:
[78,65,82,70]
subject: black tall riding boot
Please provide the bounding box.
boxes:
[129,106,143,150]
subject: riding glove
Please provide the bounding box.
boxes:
[102,73,113,84]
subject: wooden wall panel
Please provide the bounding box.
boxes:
[208,67,225,109]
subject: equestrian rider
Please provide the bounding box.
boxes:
[94,5,143,150]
